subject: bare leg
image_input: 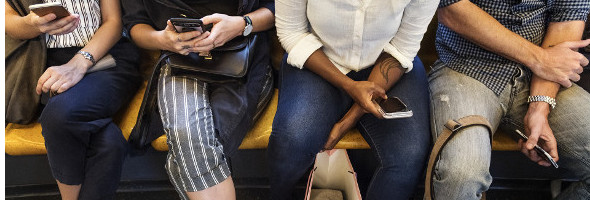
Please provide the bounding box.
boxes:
[186,176,236,200]
[56,180,81,200]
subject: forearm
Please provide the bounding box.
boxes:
[368,53,405,92]
[304,49,355,90]
[5,1,43,39]
[245,7,274,32]
[339,53,405,124]
[78,19,121,66]
[438,0,544,70]
[129,24,166,50]
[529,21,585,111]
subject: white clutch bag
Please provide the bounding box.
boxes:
[87,54,116,73]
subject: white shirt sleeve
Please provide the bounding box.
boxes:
[383,0,439,72]
[275,0,323,69]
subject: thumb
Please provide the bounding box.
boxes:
[201,14,222,26]
[561,39,590,50]
[165,20,176,32]
[373,86,387,100]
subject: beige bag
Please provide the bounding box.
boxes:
[305,149,362,200]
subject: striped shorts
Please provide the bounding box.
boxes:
[157,66,231,198]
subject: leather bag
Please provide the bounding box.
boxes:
[166,34,258,82]
[5,0,47,124]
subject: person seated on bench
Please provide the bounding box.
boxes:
[5,0,142,199]
[122,0,275,199]
[268,0,438,199]
[428,0,590,199]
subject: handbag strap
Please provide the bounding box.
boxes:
[424,115,492,200]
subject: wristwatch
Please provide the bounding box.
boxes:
[77,50,96,66]
[527,95,556,109]
[242,16,253,36]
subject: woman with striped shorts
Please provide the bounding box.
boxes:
[122,0,275,199]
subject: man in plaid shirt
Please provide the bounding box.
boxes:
[429,0,590,199]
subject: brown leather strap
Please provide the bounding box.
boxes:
[424,115,493,200]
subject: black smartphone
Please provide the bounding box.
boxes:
[170,18,212,33]
[29,2,70,19]
[515,130,559,168]
[372,97,413,119]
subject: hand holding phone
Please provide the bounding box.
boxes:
[28,2,79,35]
[515,130,559,168]
[372,97,413,119]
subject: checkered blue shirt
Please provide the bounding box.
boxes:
[436,0,590,95]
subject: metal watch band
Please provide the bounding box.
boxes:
[77,50,96,65]
[527,95,556,109]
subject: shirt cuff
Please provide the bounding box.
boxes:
[383,44,414,73]
[286,34,323,69]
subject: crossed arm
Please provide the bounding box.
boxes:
[439,0,588,166]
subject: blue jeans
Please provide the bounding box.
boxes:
[268,55,431,200]
[429,63,590,199]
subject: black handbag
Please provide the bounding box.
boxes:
[128,34,260,151]
[165,34,258,82]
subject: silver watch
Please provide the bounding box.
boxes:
[527,95,556,109]
[242,16,253,36]
[77,50,96,65]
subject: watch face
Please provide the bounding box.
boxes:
[244,25,252,36]
[243,25,253,36]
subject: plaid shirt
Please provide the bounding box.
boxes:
[436,0,590,95]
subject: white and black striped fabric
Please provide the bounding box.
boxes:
[44,0,101,48]
[157,66,231,199]
[436,0,590,95]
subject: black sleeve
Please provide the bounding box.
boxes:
[121,0,155,40]
[259,0,275,14]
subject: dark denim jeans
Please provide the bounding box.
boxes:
[39,46,141,200]
[268,55,431,200]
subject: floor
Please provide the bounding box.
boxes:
[6,179,563,200]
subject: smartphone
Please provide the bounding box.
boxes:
[170,18,212,33]
[515,130,559,168]
[29,2,70,19]
[372,97,413,119]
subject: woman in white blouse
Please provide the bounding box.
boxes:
[6,0,141,199]
[268,0,438,199]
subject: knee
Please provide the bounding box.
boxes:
[433,149,492,193]
[99,135,128,158]
[40,96,96,128]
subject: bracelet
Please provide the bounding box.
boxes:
[527,95,556,109]
[77,50,96,66]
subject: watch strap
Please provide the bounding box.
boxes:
[77,50,96,65]
[527,95,556,109]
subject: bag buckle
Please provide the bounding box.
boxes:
[444,119,462,132]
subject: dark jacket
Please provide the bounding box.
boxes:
[122,0,275,156]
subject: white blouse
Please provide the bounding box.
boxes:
[44,0,101,48]
[276,0,438,74]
